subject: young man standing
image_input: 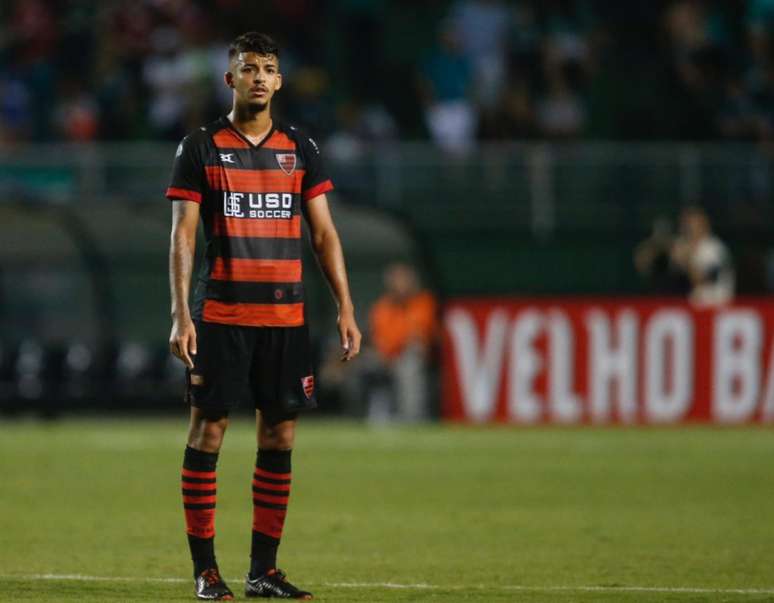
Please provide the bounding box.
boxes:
[167,32,361,600]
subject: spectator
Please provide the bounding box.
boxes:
[536,68,586,138]
[717,76,760,140]
[671,206,735,307]
[747,0,774,63]
[450,0,510,112]
[334,0,387,102]
[284,66,335,136]
[368,264,438,422]
[327,99,398,162]
[53,80,99,142]
[142,26,187,139]
[0,75,32,143]
[633,216,690,295]
[493,76,537,139]
[418,22,476,154]
[540,0,593,76]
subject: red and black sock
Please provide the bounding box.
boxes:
[250,448,292,578]
[182,446,218,576]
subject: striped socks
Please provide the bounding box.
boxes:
[182,446,218,575]
[250,449,292,577]
[181,446,293,578]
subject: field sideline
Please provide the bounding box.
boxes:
[3,418,774,602]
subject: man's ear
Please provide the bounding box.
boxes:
[224,71,234,89]
[275,72,282,91]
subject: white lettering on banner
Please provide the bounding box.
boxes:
[444,302,774,424]
[713,311,761,423]
[547,310,582,423]
[508,310,543,423]
[446,309,509,423]
[644,310,693,423]
[586,310,638,423]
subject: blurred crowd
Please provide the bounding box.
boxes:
[3,0,774,147]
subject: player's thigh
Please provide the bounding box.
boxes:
[251,325,317,420]
[188,406,230,451]
[187,320,254,412]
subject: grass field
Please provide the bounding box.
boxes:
[3,418,774,602]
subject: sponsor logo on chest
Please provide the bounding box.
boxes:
[223,192,293,219]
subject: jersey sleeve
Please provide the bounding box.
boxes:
[300,135,334,201]
[165,135,205,203]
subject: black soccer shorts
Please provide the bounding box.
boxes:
[186,321,317,424]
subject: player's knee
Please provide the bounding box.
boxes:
[259,421,295,450]
[188,415,228,452]
[189,427,225,453]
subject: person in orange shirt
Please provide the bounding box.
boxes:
[369,263,438,421]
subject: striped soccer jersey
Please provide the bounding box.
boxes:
[166,117,334,327]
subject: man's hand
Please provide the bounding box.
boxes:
[304,194,361,361]
[338,309,361,362]
[169,318,197,369]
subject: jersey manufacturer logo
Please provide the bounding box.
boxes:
[220,153,235,164]
[276,153,296,175]
[301,375,314,399]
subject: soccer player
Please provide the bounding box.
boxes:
[166,32,361,600]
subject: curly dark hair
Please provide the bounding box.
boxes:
[228,32,279,61]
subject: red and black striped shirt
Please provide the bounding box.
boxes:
[166,117,334,327]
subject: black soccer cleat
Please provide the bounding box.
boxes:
[245,569,313,599]
[195,568,234,600]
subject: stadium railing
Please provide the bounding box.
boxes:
[1,141,772,413]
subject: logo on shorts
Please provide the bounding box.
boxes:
[276,153,296,175]
[301,375,314,399]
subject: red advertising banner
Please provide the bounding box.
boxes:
[442,298,774,424]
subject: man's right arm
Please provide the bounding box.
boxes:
[169,200,200,368]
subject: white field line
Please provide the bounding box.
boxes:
[3,574,774,596]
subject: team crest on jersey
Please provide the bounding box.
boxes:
[276,153,296,175]
[301,375,314,399]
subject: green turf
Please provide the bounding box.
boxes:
[2,418,774,602]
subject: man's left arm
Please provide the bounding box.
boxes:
[304,194,361,361]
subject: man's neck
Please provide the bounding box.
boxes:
[228,104,273,144]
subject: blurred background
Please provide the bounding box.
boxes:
[3,0,774,422]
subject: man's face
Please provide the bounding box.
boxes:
[386,264,418,300]
[681,210,708,241]
[226,52,282,111]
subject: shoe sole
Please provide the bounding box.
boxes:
[245,590,312,600]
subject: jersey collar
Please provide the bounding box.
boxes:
[222,116,275,149]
